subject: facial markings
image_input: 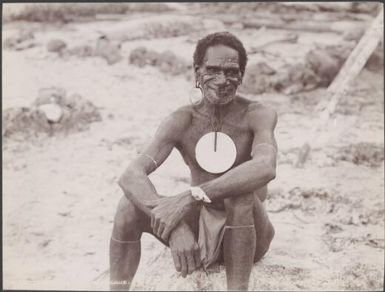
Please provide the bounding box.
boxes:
[197,45,242,105]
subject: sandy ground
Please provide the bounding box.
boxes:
[3,9,384,291]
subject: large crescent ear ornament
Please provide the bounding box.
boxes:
[189,82,203,106]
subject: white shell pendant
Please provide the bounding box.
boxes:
[195,131,237,174]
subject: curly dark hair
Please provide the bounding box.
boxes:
[193,31,248,76]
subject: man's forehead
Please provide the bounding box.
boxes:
[203,45,239,66]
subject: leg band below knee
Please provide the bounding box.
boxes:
[224,224,254,229]
[111,237,140,244]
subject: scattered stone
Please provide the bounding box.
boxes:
[38,239,52,248]
[306,49,341,87]
[34,87,67,105]
[276,63,319,94]
[343,263,384,290]
[349,2,381,15]
[129,46,190,75]
[37,103,63,123]
[142,18,201,39]
[3,30,37,51]
[343,27,383,73]
[336,142,384,167]
[324,222,343,233]
[366,40,384,73]
[3,87,101,140]
[240,62,276,94]
[292,187,329,199]
[129,46,158,67]
[94,35,122,65]
[67,45,94,58]
[45,35,123,64]
[46,39,67,53]
[240,42,361,95]
[342,27,365,42]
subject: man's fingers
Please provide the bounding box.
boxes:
[142,200,158,208]
[179,253,188,278]
[152,215,161,235]
[156,223,165,238]
[160,222,175,241]
[171,251,181,272]
[150,214,154,230]
[186,252,195,274]
[193,246,201,269]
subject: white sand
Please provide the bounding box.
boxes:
[3,11,384,291]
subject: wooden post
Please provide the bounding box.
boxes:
[295,7,383,167]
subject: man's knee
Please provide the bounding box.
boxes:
[254,221,275,262]
[263,221,275,248]
[113,196,142,240]
[224,194,255,226]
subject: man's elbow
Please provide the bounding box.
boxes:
[252,155,276,184]
[264,166,276,183]
[118,167,140,190]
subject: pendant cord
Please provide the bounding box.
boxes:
[210,106,226,152]
[208,106,233,152]
[214,131,217,152]
[210,106,224,132]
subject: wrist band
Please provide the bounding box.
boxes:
[190,186,211,203]
[139,153,158,169]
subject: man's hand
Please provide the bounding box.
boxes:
[168,222,201,277]
[144,191,198,241]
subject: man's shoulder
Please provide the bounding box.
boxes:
[236,96,276,119]
[163,105,193,131]
[240,98,277,129]
[154,105,192,141]
[169,105,193,123]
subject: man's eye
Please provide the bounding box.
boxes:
[207,68,221,74]
[226,69,240,76]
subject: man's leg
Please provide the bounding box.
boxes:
[223,193,256,291]
[253,193,275,263]
[110,196,146,290]
[110,195,201,290]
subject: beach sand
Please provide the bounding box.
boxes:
[3,8,384,290]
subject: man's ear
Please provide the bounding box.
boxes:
[194,65,201,85]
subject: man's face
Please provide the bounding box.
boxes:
[196,45,242,105]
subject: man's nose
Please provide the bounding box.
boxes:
[214,71,228,84]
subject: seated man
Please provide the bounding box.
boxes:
[110,31,277,291]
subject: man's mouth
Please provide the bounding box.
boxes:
[205,87,235,105]
[209,85,234,96]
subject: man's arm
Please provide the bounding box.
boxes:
[148,104,277,239]
[200,104,278,201]
[118,108,191,215]
[118,108,201,276]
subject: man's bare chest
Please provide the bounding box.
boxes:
[176,114,253,170]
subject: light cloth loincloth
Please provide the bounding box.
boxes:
[197,202,266,269]
[198,205,227,269]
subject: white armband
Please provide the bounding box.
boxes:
[138,153,158,169]
[251,143,277,157]
[190,186,211,203]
